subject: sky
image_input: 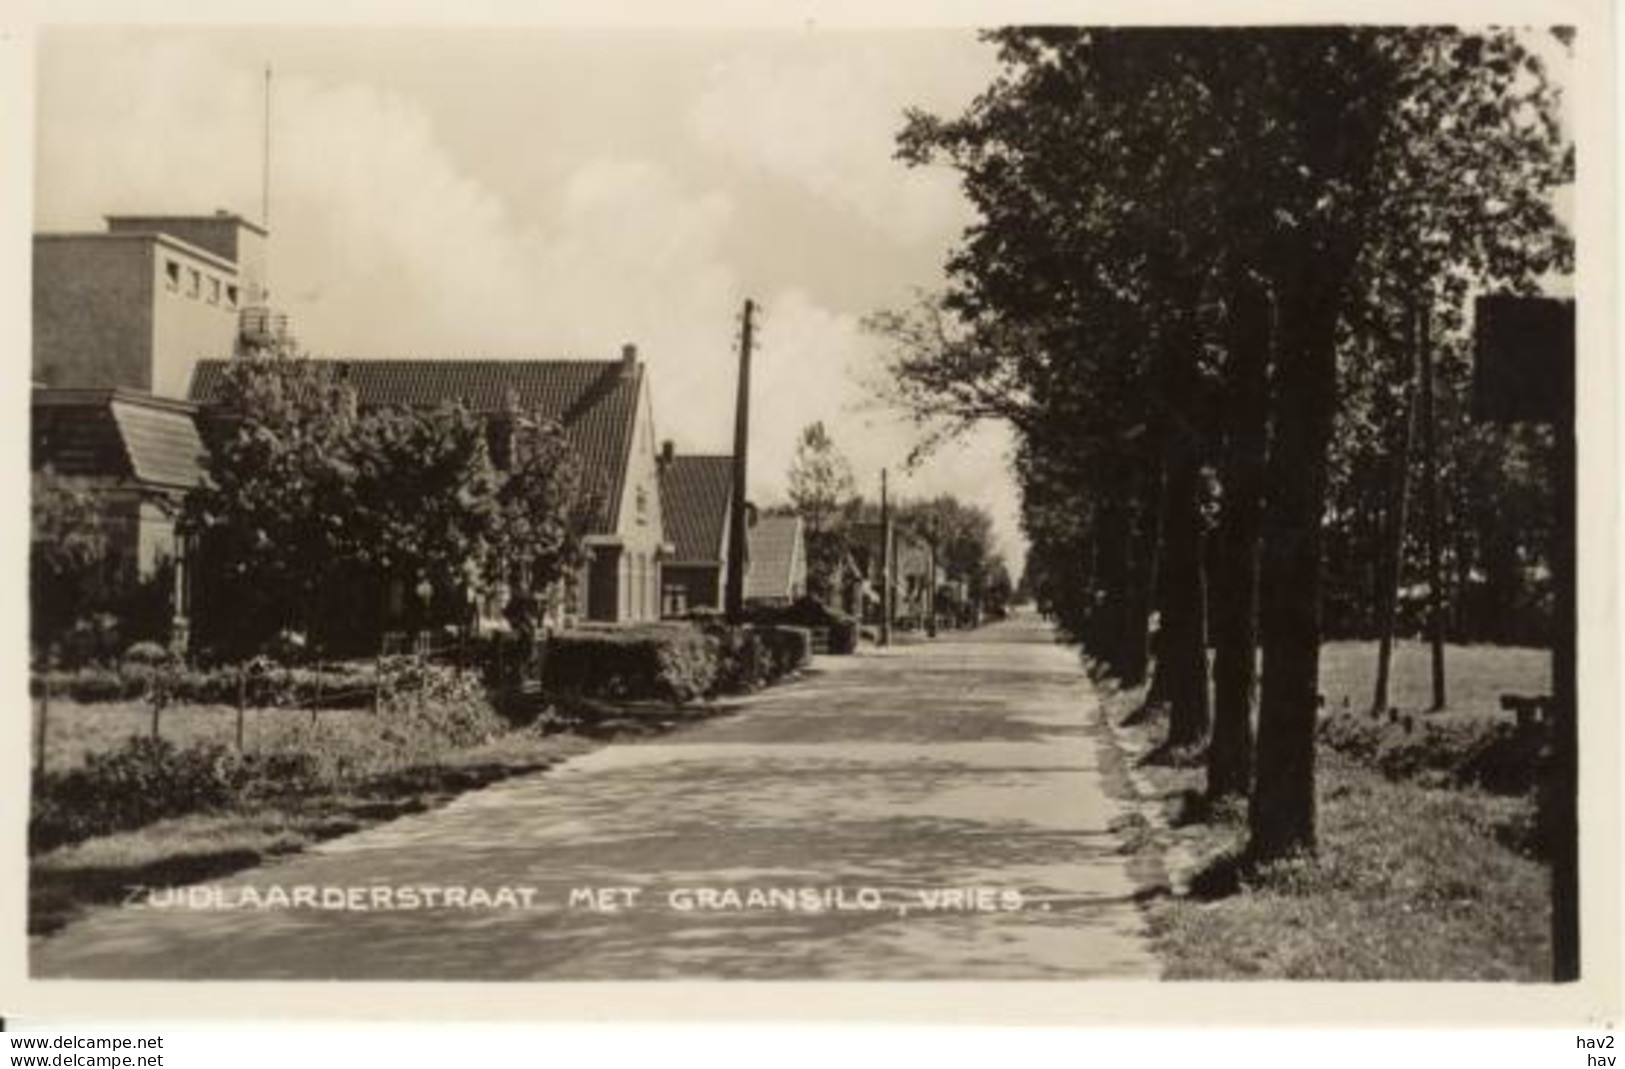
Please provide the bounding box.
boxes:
[32,26,1026,564]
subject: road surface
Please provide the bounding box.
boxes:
[33,615,1160,980]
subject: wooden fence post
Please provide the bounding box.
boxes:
[312,659,324,728]
[236,664,248,753]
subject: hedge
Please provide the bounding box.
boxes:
[1317,710,1547,794]
[743,596,858,655]
[32,662,379,708]
[542,621,811,703]
[757,625,812,678]
[542,623,717,704]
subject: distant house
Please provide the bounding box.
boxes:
[845,521,933,627]
[744,513,807,607]
[31,387,206,644]
[657,449,734,616]
[188,346,669,627]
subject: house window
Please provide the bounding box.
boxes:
[663,584,687,618]
[635,485,648,525]
[208,277,221,305]
[187,268,201,298]
[225,284,239,309]
[163,260,180,292]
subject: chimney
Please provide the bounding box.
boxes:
[621,343,638,368]
[659,439,675,466]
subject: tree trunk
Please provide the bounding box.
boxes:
[1373,308,1417,714]
[1117,462,1162,688]
[1091,501,1129,661]
[1417,299,1447,710]
[1208,274,1272,800]
[1159,439,1210,749]
[1248,273,1341,861]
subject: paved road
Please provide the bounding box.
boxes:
[33,616,1160,980]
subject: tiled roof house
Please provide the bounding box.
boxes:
[657,451,734,615]
[189,347,669,625]
[31,387,205,637]
[744,513,807,605]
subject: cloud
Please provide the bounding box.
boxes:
[744,288,1022,563]
[687,41,985,245]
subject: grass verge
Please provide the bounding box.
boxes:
[29,696,737,939]
[1100,681,1551,980]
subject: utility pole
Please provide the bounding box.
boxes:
[879,468,892,647]
[926,516,938,639]
[1418,296,1448,711]
[724,299,756,622]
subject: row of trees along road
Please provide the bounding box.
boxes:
[785,420,1012,620]
[872,28,1572,860]
[184,358,595,659]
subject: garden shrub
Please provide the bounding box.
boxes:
[120,641,174,668]
[742,596,858,655]
[30,736,239,852]
[826,616,859,655]
[543,624,717,703]
[378,663,508,748]
[33,661,379,709]
[701,622,772,693]
[1317,710,1546,795]
[757,625,812,677]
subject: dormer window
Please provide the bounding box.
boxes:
[636,485,648,524]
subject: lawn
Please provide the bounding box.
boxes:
[27,692,732,937]
[32,700,397,777]
[1103,639,1555,981]
[1317,638,1550,720]
[28,728,598,937]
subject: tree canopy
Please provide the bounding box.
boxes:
[184,358,592,657]
[880,27,1572,858]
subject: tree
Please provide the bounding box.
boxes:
[185,358,360,654]
[882,27,1570,861]
[490,414,596,634]
[185,357,591,656]
[31,471,112,659]
[787,421,857,600]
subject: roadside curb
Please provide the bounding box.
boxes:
[1095,697,1201,899]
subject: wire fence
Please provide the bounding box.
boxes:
[30,630,530,777]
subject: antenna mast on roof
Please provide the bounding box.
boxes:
[261,65,273,231]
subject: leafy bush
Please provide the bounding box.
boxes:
[232,749,326,799]
[757,625,812,677]
[58,613,125,668]
[263,629,309,664]
[33,661,380,709]
[30,737,239,852]
[378,663,508,748]
[121,641,174,668]
[695,622,767,693]
[1317,710,1545,794]
[742,596,857,655]
[826,616,859,654]
[543,624,717,703]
